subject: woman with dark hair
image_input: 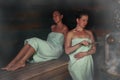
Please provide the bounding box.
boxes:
[2,10,68,71]
[65,11,96,80]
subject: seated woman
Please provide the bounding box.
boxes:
[1,10,68,71]
[65,11,96,80]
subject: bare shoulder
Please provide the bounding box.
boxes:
[85,29,93,35]
[68,29,74,36]
[63,24,68,31]
[51,24,56,29]
[51,25,56,31]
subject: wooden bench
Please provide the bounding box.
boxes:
[0,54,71,80]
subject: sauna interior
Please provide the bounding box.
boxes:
[0,0,120,80]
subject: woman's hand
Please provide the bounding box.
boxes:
[74,52,87,59]
[80,40,90,46]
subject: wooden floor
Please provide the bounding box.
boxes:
[0,54,72,80]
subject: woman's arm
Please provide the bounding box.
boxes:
[65,31,82,54]
[86,30,96,55]
[63,25,69,42]
[74,30,96,59]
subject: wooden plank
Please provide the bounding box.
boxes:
[29,64,69,80]
[0,54,70,80]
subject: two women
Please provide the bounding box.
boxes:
[65,11,96,80]
[2,10,96,80]
[2,10,68,71]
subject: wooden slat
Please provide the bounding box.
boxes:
[0,54,70,80]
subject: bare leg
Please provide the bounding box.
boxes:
[1,44,31,70]
[8,46,35,71]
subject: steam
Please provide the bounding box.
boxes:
[105,32,120,76]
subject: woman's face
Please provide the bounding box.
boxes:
[53,11,63,23]
[77,15,88,28]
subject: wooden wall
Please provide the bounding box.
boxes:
[0,0,113,68]
[0,0,95,67]
[1,0,119,80]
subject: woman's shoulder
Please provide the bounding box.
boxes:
[67,29,75,35]
[62,24,68,31]
[51,25,56,31]
[85,29,93,34]
[69,28,78,33]
[51,24,56,28]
